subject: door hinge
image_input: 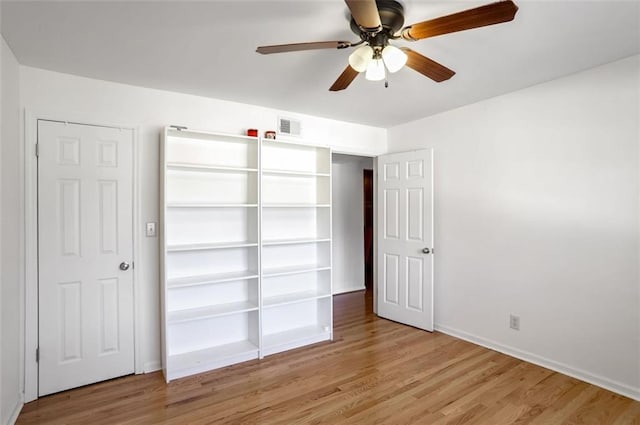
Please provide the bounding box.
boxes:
[35,143,39,157]
[36,347,39,362]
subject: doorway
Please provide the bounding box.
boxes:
[331,153,374,303]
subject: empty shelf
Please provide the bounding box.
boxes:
[167,203,258,208]
[263,291,331,308]
[262,237,331,246]
[168,301,258,323]
[167,241,258,252]
[167,128,258,143]
[262,264,331,277]
[167,271,259,288]
[262,169,330,177]
[167,163,258,173]
[262,204,330,208]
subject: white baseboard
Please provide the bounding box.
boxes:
[333,285,366,295]
[143,360,161,373]
[435,324,640,402]
[6,394,23,425]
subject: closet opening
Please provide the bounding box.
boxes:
[331,153,374,308]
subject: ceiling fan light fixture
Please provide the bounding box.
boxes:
[365,58,386,81]
[348,45,374,73]
[381,45,407,73]
[257,0,519,91]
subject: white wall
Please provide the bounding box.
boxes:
[19,66,387,378]
[332,154,373,294]
[388,55,640,399]
[1,35,23,424]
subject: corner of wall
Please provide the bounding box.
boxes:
[1,31,25,425]
[5,397,23,425]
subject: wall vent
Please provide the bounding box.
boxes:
[278,117,302,138]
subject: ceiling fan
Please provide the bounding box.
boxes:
[256,0,518,91]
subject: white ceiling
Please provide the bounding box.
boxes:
[2,1,638,128]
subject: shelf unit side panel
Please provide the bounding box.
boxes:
[161,130,169,381]
[257,138,264,358]
[327,148,334,340]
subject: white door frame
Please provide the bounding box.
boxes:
[24,110,143,402]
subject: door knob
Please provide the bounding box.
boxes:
[422,248,431,254]
[119,262,130,271]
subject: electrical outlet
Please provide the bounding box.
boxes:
[510,314,520,331]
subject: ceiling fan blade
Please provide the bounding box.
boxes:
[345,0,382,31]
[329,65,359,91]
[257,41,351,55]
[401,0,518,41]
[401,48,455,82]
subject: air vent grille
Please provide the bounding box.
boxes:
[278,117,302,137]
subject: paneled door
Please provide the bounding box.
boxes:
[38,120,134,396]
[376,149,433,331]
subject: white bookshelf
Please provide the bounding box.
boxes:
[161,128,332,382]
[260,140,333,357]
[161,128,261,382]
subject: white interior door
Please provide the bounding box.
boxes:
[38,120,134,396]
[376,149,433,331]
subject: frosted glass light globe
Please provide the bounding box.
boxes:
[348,45,374,73]
[365,58,385,81]
[382,45,408,73]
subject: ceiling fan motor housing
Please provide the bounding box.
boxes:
[350,0,405,44]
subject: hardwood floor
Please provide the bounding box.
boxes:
[18,291,640,424]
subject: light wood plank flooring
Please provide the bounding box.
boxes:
[18,291,640,424]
